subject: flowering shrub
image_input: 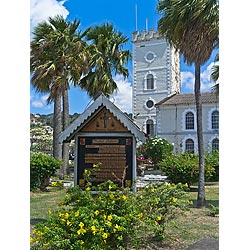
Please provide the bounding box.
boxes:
[137,137,173,167]
[30,152,62,191]
[51,180,64,189]
[30,170,191,249]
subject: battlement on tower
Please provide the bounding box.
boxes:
[132,29,163,42]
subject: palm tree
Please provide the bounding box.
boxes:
[79,23,131,98]
[211,53,219,94]
[157,0,219,207]
[31,15,89,176]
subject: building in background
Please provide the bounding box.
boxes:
[132,30,219,153]
[155,92,219,153]
[132,29,180,136]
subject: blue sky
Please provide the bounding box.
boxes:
[30,0,218,115]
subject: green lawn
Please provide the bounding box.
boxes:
[163,182,219,249]
[30,182,219,249]
[30,187,66,225]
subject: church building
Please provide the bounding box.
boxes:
[132,29,219,153]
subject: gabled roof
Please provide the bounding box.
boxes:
[156,92,219,106]
[59,94,146,143]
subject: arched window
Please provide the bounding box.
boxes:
[212,138,219,151]
[212,110,219,129]
[146,74,154,89]
[146,119,154,136]
[185,139,194,153]
[185,112,194,130]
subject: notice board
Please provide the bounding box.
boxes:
[77,136,133,188]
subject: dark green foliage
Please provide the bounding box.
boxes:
[159,152,216,186]
[30,152,62,191]
[205,150,219,181]
[209,204,219,217]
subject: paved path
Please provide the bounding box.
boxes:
[186,238,219,250]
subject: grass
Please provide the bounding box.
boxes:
[163,182,219,249]
[30,187,66,225]
[30,182,219,249]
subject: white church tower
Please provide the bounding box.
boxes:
[132,29,181,135]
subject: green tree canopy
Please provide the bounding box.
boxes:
[79,23,131,98]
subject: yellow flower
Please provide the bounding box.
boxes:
[106,221,112,227]
[167,183,171,188]
[151,188,155,193]
[47,209,52,215]
[103,214,107,219]
[114,224,121,231]
[138,213,143,219]
[79,222,84,228]
[109,193,114,199]
[172,197,178,203]
[76,199,80,202]
[75,211,79,217]
[67,220,72,227]
[108,185,112,190]
[59,212,64,218]
[64,213,70,219]
[51,181,57,187]
[156,215,162,221]
[107,214,112,221]
[36,231,43,237]
[121,194,126,200]
[85,187,91,191]
[94,210,100,216]
[30,237,34,243]
[77,228,86,235]
[91,225,98,235]
[102,232,108,239]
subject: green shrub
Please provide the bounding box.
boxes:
[209,204,219,217]
[159,153,215,186]
[30,152,62,191]
[205,150,219,181]
[30,171,191,249]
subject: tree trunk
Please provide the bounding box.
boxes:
[53,93,62,161]
[62,89,70,177]
[194,63,206,208]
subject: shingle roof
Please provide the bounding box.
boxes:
[59,94,146,143]
[156,92,219,106]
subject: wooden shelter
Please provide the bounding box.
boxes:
[59,94,146,189]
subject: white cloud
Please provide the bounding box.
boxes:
[111,75,132,113]
[30,0,69,34]
[181,71,194,92]
[181,62,219,93]
[31,94,52,109]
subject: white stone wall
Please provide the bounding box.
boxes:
[156,103,219,153]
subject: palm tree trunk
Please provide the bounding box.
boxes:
[62,89,70,177]
[194,63,206,208]
[53,93,62,161]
